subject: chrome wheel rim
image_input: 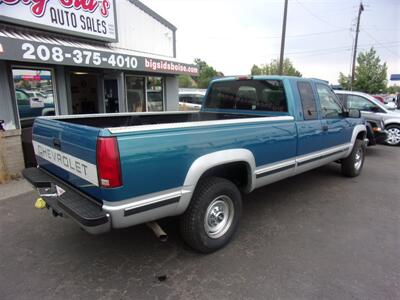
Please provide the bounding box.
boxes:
[204,195,234,239]
[387,128,400,145]
[354,148,363,170]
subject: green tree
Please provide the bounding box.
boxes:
[387,85,400,94]
[338,73,351,90]
[338,48,388,93]
[194,58,219,88]
[250,58,302,77]
[178,74,197,88]
[251,64,262,75]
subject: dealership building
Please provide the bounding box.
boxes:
[0,0,198,178]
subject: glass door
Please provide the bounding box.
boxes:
[126,75,145,112]
[104,79,119,113]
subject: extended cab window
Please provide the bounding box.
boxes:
[347,95,384,113]
[316,84,343,119]
[297,81,318,120]
[204,80,288,112]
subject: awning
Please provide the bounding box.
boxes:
[0,25,198,76]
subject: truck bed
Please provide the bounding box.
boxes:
[51,112,268,129]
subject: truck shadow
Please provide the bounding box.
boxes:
[2,161,364,297]
[50,162,345,259]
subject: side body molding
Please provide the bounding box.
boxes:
[176,149,256,214]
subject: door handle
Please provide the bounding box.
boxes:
[322,125,329,132]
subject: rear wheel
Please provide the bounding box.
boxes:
[180,177,242,253]
[341,139,365,177]
[386,125,400,146]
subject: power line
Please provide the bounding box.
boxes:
[177,29,348,41]
[362,29,400,59]
[294,0,348,30]
[259,41,400,57]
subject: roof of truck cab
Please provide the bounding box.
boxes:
[210,76,328,84]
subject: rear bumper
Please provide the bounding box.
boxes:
[22,167,111,234]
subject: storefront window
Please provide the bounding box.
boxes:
[12,68,56,126]
[147,77,164,111]
[126,76,145,112]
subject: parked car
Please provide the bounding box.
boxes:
[23,76,366,253]
[335,90,400,146]
[179,89,206,110]
[24,90,52,104]
[15,89,55,121]
[147,90,163,111]
[336,92,387,146]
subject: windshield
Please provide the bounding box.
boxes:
[204,79,288,112]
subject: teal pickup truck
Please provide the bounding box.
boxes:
[23,76,367,253]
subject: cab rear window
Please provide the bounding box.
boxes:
[204,80,288,112]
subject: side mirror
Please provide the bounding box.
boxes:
[348,108,361,118]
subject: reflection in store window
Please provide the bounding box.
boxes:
[12,69,55,126]
[126,76,145,112]
[147,77,164,111]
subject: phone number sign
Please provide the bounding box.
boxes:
[0,37,199,75]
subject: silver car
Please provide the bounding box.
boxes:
[335,90,400,146]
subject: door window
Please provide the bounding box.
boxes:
[316,84,343,119]
[147,77,164,112]
[70,72,99,114]
[346,95,383,112]
[126,76,145,112]
[104,79,119,113]
[298,81,318,120]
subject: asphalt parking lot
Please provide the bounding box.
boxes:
[0,145,399,300]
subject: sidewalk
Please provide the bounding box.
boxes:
[0,178,34,201]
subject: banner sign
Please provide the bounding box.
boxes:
[0,0,118,42]
[0,36,199,75]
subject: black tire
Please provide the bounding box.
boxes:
[180,177,242,253]
[385,124,400,146]
[341,139,365,177]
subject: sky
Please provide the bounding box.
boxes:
[140,0,400,85]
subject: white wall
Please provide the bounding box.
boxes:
[113,0,174,58]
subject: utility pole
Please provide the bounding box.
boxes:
[350,2,364,90]
[279,0,289,75]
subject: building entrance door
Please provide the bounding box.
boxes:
[104,78,119,113]
[126,75,146,112]
[70,72,99,114]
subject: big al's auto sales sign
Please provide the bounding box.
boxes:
[0,0,117,42]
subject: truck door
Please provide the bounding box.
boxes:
[315,83,351,148]
[296,81,325,156]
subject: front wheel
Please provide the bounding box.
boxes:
[386,125,400,146]
[180,177,242,253]
[341,139,365,177]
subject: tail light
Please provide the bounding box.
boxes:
[96,137,122,188]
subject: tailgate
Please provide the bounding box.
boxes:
[32,117,102,201]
